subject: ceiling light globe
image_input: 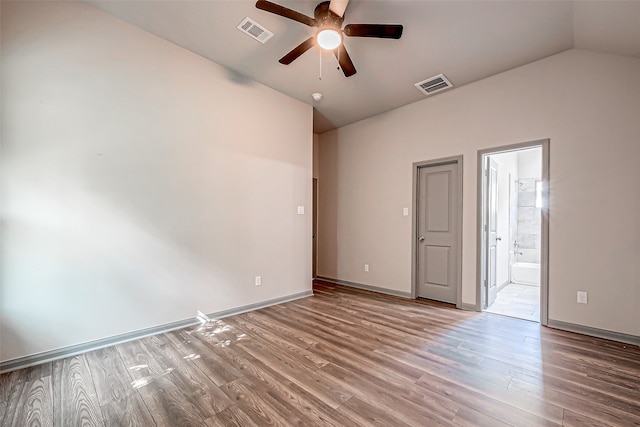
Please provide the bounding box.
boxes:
[317,29,341,50]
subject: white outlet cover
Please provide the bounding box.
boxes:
[255,276,262,286]
[577,291,587,304]
[297,205,305,215]
[364,264,369,272]
[403,207,409,216]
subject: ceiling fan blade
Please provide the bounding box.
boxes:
[279,37,316,65]
[329,0,349,18]
[333,44,356,77]
[344,24,403,39]
[256,0,317,27]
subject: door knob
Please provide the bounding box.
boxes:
[419,236,425,242]
[496,237,502,241]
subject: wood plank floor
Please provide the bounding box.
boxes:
[2,280,639,426]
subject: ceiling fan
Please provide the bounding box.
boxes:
[255,0,403,77]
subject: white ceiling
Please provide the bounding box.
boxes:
[87,1,640,133]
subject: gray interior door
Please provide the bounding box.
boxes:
[487,157,499,307]
[417,162,459,304]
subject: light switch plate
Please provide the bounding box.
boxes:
[403,207,409,216]
[297,206,304,215]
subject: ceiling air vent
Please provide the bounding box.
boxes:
[415,74,453,96]
[237,17,273,44]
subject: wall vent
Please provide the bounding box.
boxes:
[414,74,453,96]
[237,17,273,44]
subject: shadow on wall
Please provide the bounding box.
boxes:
[0,175,242,362]
[0,318,26,364]
[317,130,339,279]
[224,66,256,86]
[313,109,338,134]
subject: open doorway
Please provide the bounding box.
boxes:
[477,140,549,323]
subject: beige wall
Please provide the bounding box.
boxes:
[1,1,312,362]
[318,49,640,337]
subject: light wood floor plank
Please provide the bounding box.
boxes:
[205,404,259,427]
[561,408,617,427]
[51,355,104,426]
[1,376,53,427]
[0,363,51,405]
[228,335,354,410]
[99,391,156,427]
[416,370,561,427]
[336,396,413,426]
[85,345,135,407]
[451,405,512,427]
[586,365,640,393]
[260,305,427,383]
[317,361,459,425]
[225,314,329,370]
[220,377,305,426]
[509,375,640,426]
[134,373,206,426]
[167,329,243,387]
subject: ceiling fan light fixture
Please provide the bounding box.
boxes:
[317,29,341,50]
[256,0,404,77]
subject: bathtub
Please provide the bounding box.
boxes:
[511,262,540,286]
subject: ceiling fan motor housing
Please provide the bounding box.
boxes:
[314,1,344,30]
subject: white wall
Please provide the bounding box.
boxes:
[1,1,313,362]
[518,148,542,179]
[318,49,640,337]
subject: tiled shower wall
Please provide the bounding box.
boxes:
[517,178,541,263]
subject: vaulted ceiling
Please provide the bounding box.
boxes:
[87,1,640,133]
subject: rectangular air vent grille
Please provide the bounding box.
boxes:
[237,17,273,44]
[415,74,453,96]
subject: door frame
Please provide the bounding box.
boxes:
[476,139,550,325]
[312,178,318,279]
[486,157,500,308]
[411,155,463,308]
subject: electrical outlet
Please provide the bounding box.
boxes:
[364,264,369,272]
[403,207,409,216]
[577,291,588,304]
[255,276,262,286]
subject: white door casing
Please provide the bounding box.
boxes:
[487,157,499,307]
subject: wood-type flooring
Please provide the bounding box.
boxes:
[1,280,639,426]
